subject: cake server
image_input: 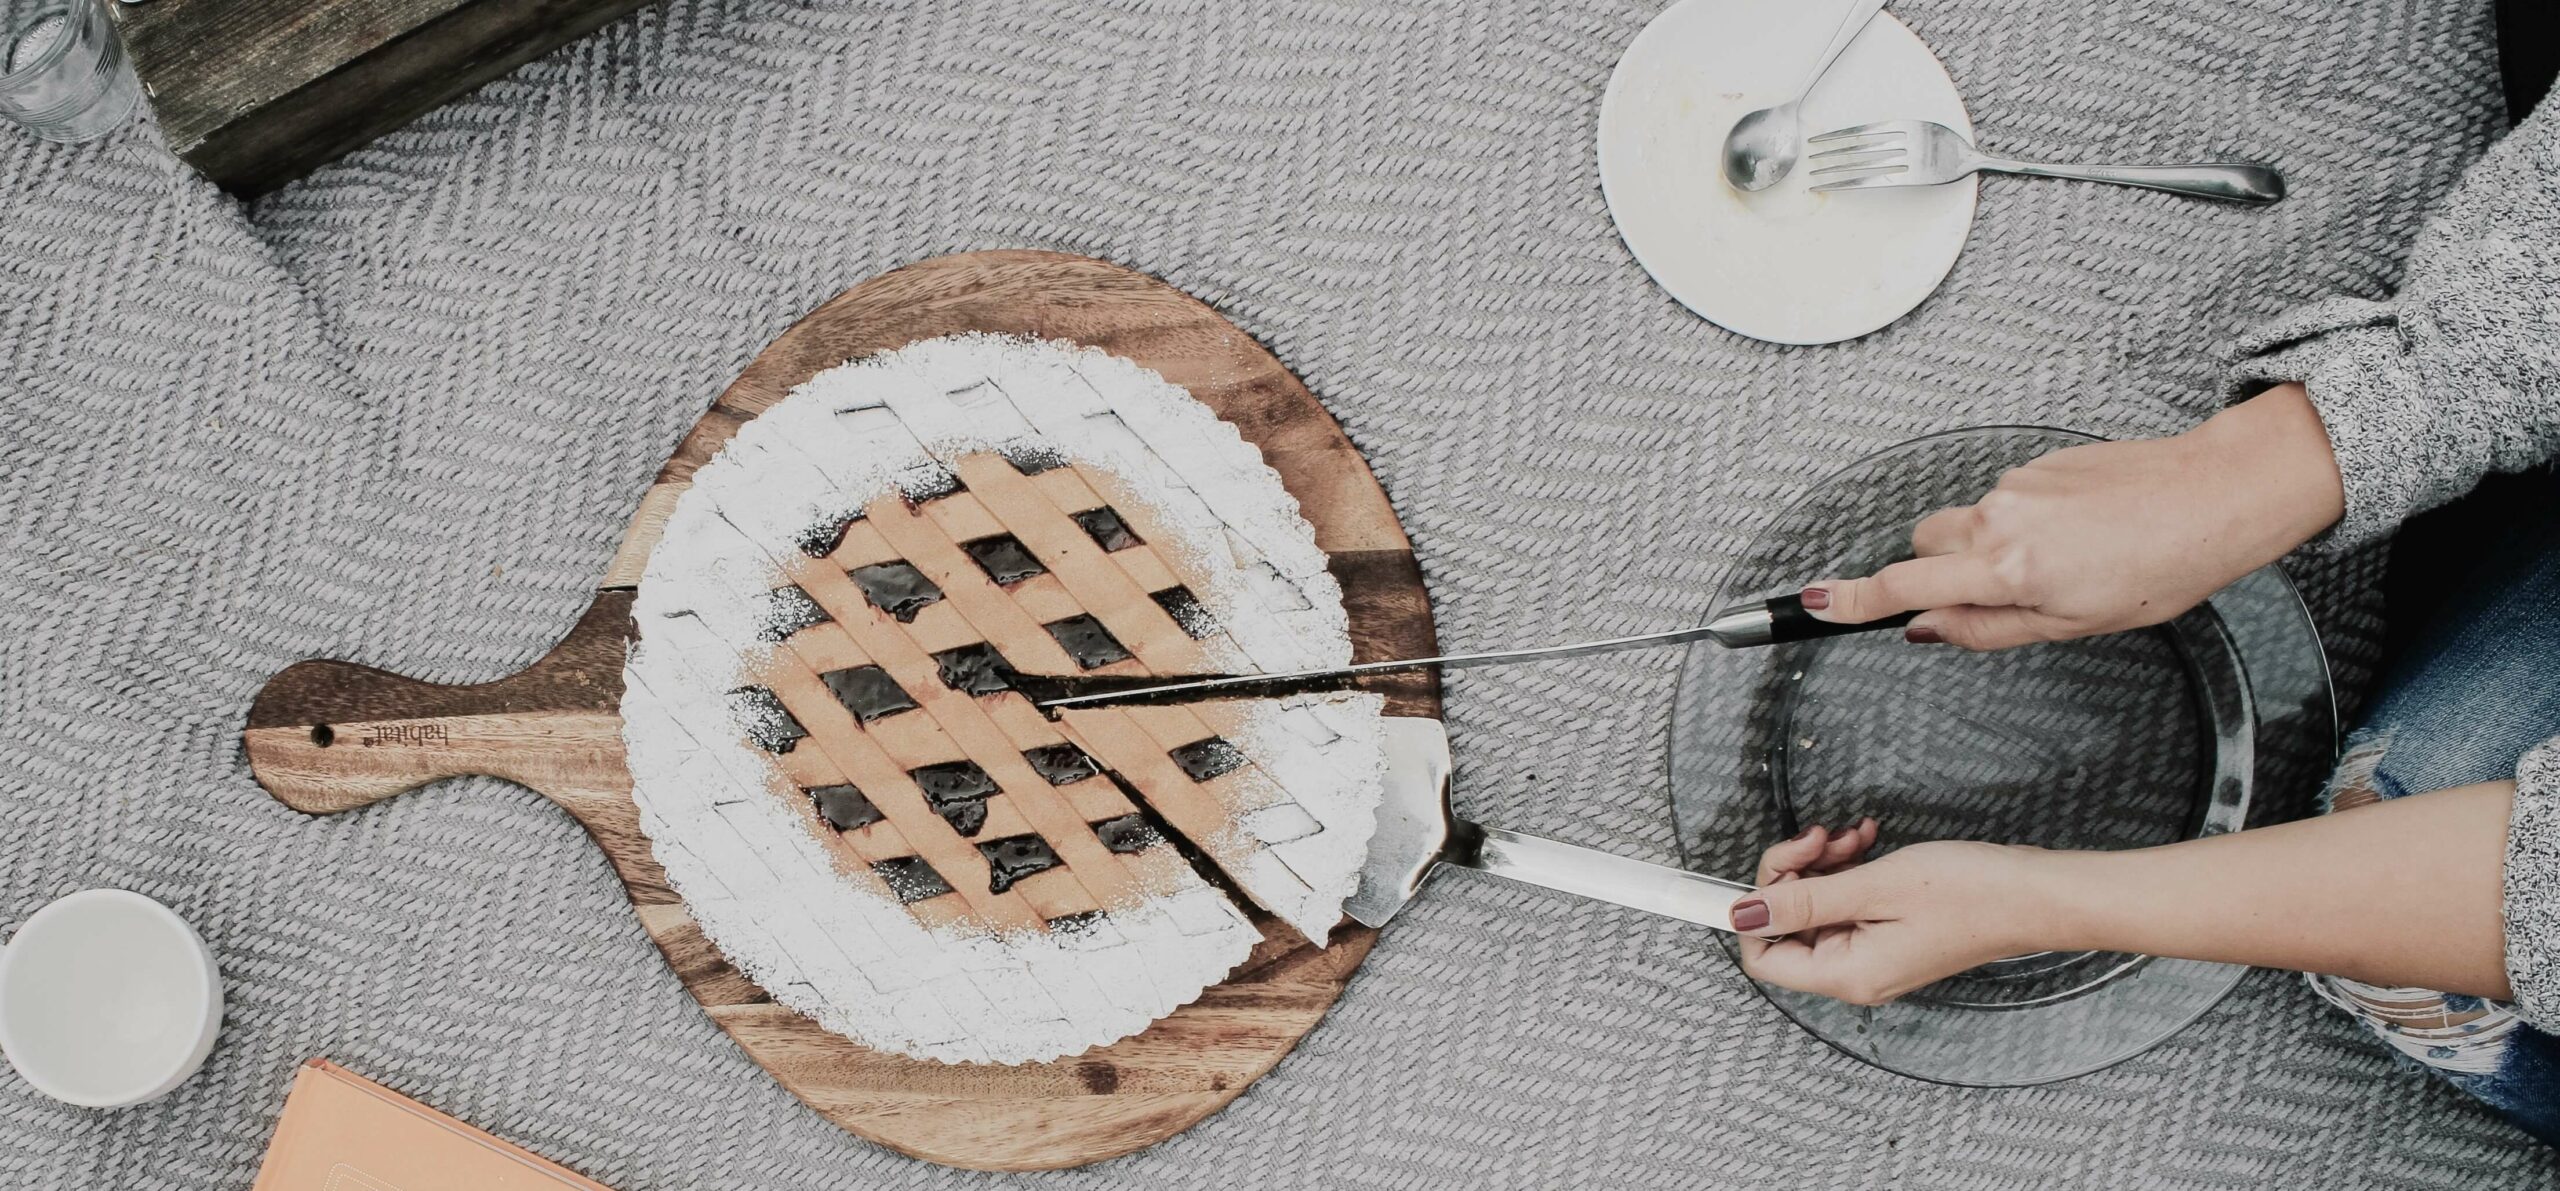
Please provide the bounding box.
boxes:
[1029,592,1913,709]
[1348,717,1753,931]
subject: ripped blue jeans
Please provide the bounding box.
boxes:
[2309,482,2560,1145]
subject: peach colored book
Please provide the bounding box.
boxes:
[251,1060,615,1191]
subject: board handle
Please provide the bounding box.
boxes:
[242,594,634,814]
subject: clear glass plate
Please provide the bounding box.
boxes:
[1667,426,2337,1086]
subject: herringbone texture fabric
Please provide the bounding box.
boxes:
[2,0,2550,1185]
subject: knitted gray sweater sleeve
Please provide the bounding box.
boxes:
[2512,744,2560,1026]
[2230,104,2560,1022]
[2229,100,2560,551]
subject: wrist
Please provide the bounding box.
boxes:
[2182,384,2347,554]
[1990,845,2111,956]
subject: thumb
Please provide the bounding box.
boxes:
[1734,866,1882,936]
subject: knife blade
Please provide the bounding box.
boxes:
[1029,592,1914,710]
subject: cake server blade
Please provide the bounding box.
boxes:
[1347,717,1754,932]
[1030,593,1914,709]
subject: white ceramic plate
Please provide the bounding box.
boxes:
[1598,0,1976,345]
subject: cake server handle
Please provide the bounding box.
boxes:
[1448,821,1756,933]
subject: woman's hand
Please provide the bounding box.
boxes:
[1736,783,2520,1006]
[1803,384,2347,651]
[1734,823,2058,1006]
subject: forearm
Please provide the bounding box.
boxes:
[2026,782,2515,997]
[2229,100,2560,548]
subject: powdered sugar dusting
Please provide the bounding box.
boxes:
[621,334,1386,1064]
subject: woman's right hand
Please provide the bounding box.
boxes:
[1802,384,2347,651]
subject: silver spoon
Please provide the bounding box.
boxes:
[1719,0,1891,192]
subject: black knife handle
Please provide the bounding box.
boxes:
[1763,593,1920,644]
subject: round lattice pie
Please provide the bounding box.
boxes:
[621,334,1385,1064]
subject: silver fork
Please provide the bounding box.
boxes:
[1806,120,2285,204]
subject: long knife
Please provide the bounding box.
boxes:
[1029,593,1913,710]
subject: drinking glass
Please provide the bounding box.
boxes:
[0,0,139,144]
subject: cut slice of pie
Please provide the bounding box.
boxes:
[621,333,1385,1065]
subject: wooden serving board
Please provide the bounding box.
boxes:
[241,251,1440,1171]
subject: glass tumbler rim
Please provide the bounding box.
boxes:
[2,0,97,85]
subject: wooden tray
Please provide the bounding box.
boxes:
[241,250,1441,1170]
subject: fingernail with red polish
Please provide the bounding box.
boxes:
[1904,625,1943,644]
[1800,586,1832,611]
[1731,899,1771,932]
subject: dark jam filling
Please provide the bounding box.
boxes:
[978,834,1064,894]
[1045,909,1104,932]
[1168,737,1247,782]
[896,465,963,503]
[808,784,884,831]
[1001,441,1068,475]
[798,513,862,558]
[821,665,918,723]
[1091,813,1162,855]
[962,535,1047,585]
[726,687,807,754]
[1022,743,1099,785]
[872,856,953,904]
[757,585,832,642]
[932,642,1018,696]
[1149,586,1216,639]
[910,760,1000,802]
[1072,507,1142,552]
[910,761,998,836]
[1043,614,1133,669]
[935,800,990,836]
[847,561,943,622]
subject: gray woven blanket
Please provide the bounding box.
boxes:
[3,0,2550,1185]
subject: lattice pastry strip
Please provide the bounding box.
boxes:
[623,651,919,968]
[812,448,1369,940]
[622,333,1378,1065]
[941,453,1212,675]
[883,386,1207,656]
[1057,704,1351,940]
[687,540,1257,1050]
[1019,465,1236,651]
[850,498,1086,675]
[997,398,1343,673]
[778,471,1369,943]
[754,637,1047,931]
[682,480,1304,938]
[780,488,1236,937]
[1164,695,1385,907]
[1069,465,1338,675]
[624,671,882,933]
[666,509,1056,928]
[784,544,1148,911]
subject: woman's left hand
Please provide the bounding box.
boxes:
[1734,823,2055,1006]
[1737,783,2521,1006]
